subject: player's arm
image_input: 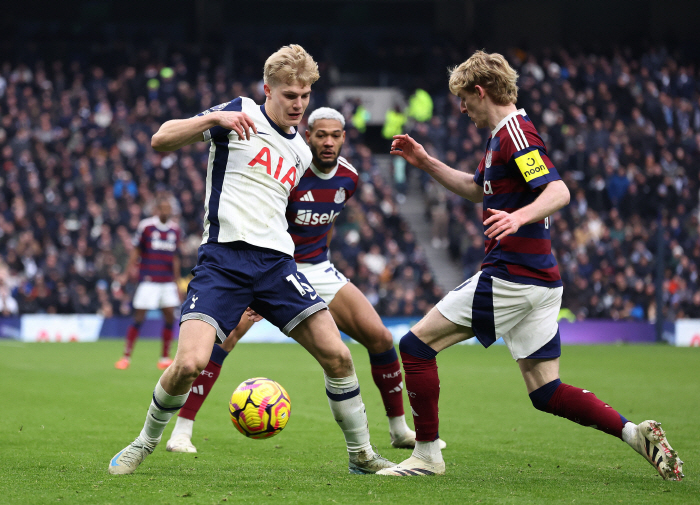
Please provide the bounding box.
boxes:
[326,222,335,248]
[125,247,141,282]
[390,134,483,202]
[484,180,570,241]
[220,309,259,352]
[170,250,180,279]
[151,111,257,151]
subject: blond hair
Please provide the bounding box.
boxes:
[448,50,518,105]
[264,44,320,88]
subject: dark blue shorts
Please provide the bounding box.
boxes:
[180,242,327,342]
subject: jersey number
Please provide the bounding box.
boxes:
[286,274,318,300]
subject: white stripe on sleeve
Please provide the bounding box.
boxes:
[505,120,524,151]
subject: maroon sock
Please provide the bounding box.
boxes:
[369,349,405,417]
[400,351,440,441]
[161,325,173,358]
[179,359,222,421]
[545,383,625,438]
[124,324,140,358]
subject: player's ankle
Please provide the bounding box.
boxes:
[170,417,194,439]
[137,433,160,449]
[621,422,638,446]
[388,415,410,437]
[413,440,443,464]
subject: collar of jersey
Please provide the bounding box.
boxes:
[491,108,526,137]
[259,104,297,139]
[151,218,172,232]
[309,162,338,180]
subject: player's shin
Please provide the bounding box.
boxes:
[529,379,626,438]
[161,323,174,358]
[399,332,440,438]
[138,381,190,447]
[177,344,229,423]
[324,373,372,454]
[369,348,410,435]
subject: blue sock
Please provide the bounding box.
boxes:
[210,344,229,366]
[399,331,437,360]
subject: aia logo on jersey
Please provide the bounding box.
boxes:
[248,147,298,189]
[485,150,493,168]
[334,188,346,204]
[295,209,339,226]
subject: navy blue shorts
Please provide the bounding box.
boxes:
[180,242,327,342]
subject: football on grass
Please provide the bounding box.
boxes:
[229,377,291,439]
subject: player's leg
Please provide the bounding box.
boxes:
[378,272,486,477]
[520,355,683,480]
[513,284,683,481]
[157,281,184,369]
[328,281,418,448]
[290,309,395,474]
[377,307,472,477]
[116,307,147,369]
[158,306,176,369]
[109,319,217,474]
[167,315,255,453]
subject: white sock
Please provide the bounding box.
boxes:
[324,373,372,455]
[621,422,638,446]
[170,416,194,439]
[388,415,411,436]
[138,381,189,447]
[413,440,444,464]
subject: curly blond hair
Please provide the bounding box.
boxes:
[448,50,518,106]
[264,44,320,88]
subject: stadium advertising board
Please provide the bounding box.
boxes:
[674,319,700,347]
[20,314,104,342]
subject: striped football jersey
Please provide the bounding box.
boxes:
[286,157,359,263]
[133,216,180,283]
[197,97,313,256]
[474,109,563,287]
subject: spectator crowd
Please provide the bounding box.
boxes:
[0,46,442,318]
[2,42,700,323]
[410,46,700,322]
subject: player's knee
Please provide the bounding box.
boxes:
[366,327,394,354]
[170,356,206,382]
[321,346,354,377]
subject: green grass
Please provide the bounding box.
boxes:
[1,340,698,504]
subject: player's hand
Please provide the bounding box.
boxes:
[390,134,430,169]
[215,111,257,140]
[483,208,522,241]
[245,307,264,322]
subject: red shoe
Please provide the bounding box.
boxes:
[157,357,173,370]
[115,357,131,370]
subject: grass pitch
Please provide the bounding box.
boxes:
[1,339,698,504]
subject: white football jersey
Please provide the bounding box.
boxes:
[197,97,312,256]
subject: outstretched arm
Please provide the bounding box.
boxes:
[151,111,257,152]
[390,134,483,202]
[483,180,570,241]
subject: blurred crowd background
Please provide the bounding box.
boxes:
[1,34,699,323]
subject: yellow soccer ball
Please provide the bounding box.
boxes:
[229,377,291,439]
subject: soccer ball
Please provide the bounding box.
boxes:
[228,377,291,439]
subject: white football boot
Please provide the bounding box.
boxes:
[390,429,447,450]
[108,438,155,475]
[348,449,397,474]
[166,433,197,453]
[627,420,683,481]
[376,455,445,476]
